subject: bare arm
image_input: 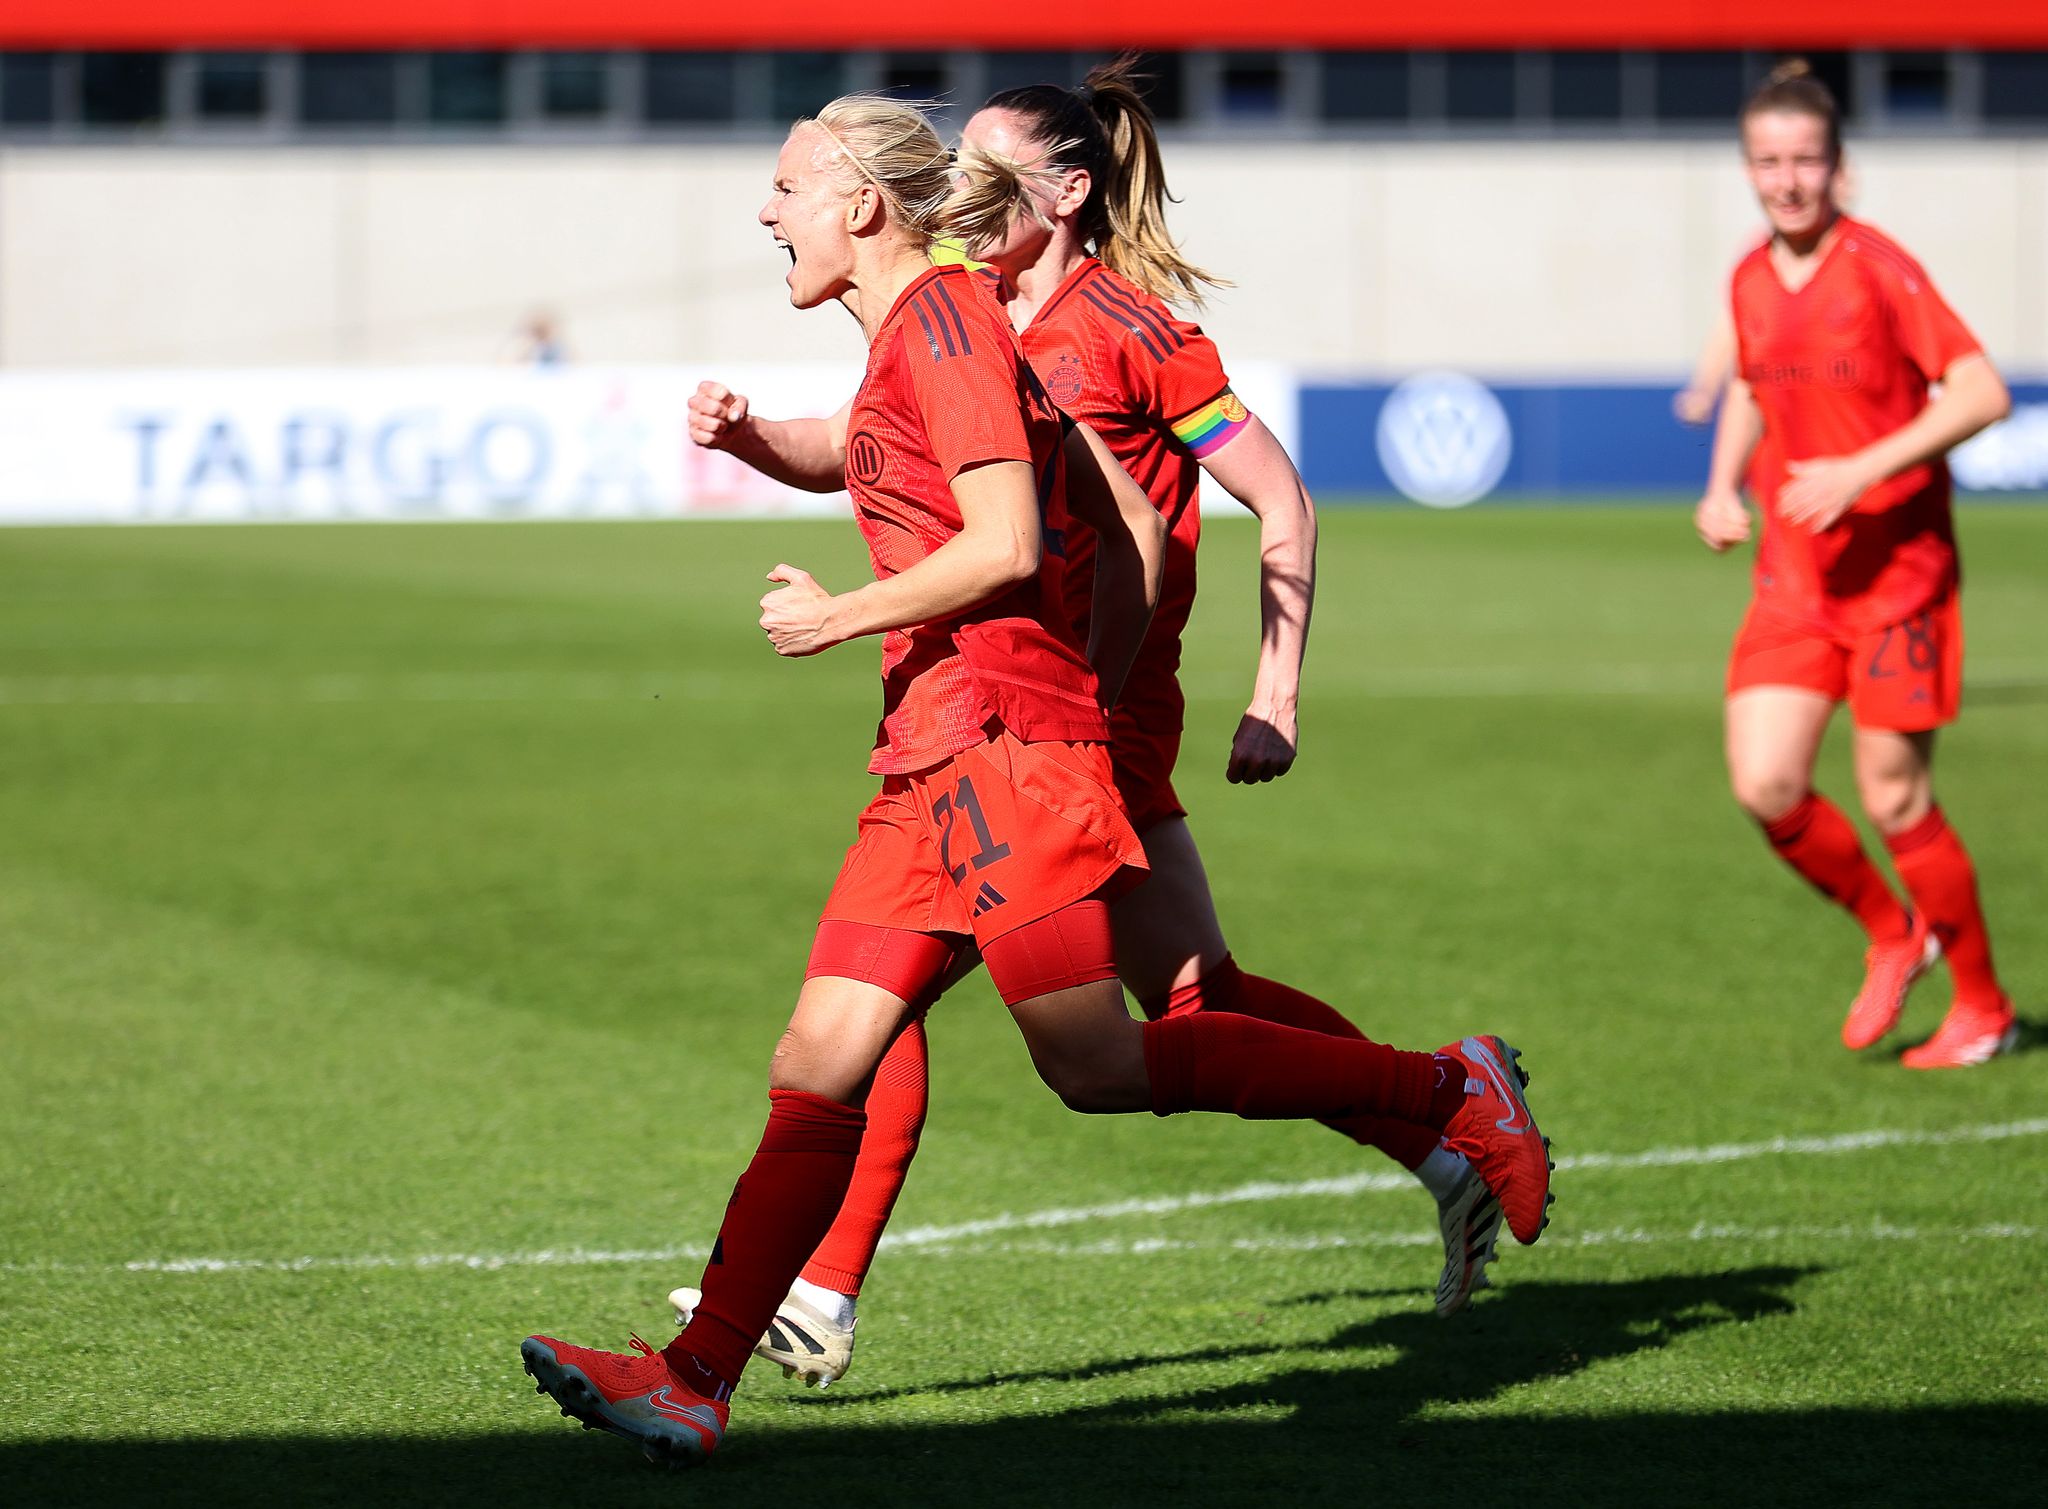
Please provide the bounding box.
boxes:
[1779,355,2012,529]
[1694,375,1763,552]
[1195,415,1315,784]
[1675,310,1738,426]
[1061,423,1166,708]
[689,382,851,494]
[758,460,1041,656]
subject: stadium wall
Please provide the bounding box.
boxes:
[4,139,2046,377]
[3,364,2043,524]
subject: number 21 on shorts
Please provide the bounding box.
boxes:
[931,775,1010,884]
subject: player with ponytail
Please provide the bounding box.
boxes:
[522,93,1551,1465]
[675,61,1536,1392]
[1695,60,2015,1068]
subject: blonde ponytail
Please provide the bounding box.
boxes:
[940,141,1076,256]
[1080,56,1228,308]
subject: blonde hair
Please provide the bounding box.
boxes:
[939,141,1076,258]
[797,94,955,245]
[973,53,1226,308]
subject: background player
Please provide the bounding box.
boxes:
[672,60,1513,1384]
[1678,164,1854,426]
[1694,61,2015,1068]
[519,93,1552,1468]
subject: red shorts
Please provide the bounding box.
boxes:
[816,728,1148,949]
[1726,595,1962,732]
[1108,671,1187,834]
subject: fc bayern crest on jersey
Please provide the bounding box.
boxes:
[1044,355,1085,408]
[848,430,887,486]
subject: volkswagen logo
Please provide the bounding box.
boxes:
[1374,371,1512,509]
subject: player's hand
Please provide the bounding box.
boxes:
[689,382,751,451]
[1672,385,1719,426]
[1693,490,1752,552]
[759,564,839,657]
[1778,455,1869,531]
[1227,705,1298,784]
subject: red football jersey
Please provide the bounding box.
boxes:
[848,264,1107,775]
[1732,216,1983,634]
[1008,259,1249,700]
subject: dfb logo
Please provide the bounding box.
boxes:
[1374,371,1512,509]
[848,430,887,486]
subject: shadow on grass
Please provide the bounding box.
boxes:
[1886,1007,2044,1063]
[12,1267,2045,1508]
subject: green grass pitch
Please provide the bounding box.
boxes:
[3,504,2045,1507]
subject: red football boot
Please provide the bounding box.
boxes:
[1842,915,1941,1051]
[1436,1036,1553,1247]
[1901,996,2019,1070]
[521,1334,727,1467]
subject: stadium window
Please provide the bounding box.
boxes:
[80,52,166,126]
[1880,52,1950,119]
[1646,50,1744,122]
[1219,53,1284,119]
[429,52,507,125]
[881,52,947,101]
[1123,51,1185,122]
[984,51,1076,96]
[1444,50,1516,121]
[1550,52,1624,121]
[1983,53,2048,122]
[195,52,267,120]
[541,51,610,120]
[1777,51,1855,118]
[645,52,735,123]
[1321,52,1409,123]
[300,52,399,126]
[769,52,845,122]
[1652,51,1746,122]
[1,53,59,125]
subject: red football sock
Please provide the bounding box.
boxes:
[1142,1011,1461,1128]
[664,1089,865,1396]
[1886,806,2004,1004]
[1761,792,1912,943]
[1157,956,1437,1171]
[800,1020,928,1297]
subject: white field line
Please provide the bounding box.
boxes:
[5,665,2045,708]
[916,1222,2044,1259]
[3,1117,2042,1280]
[0,671,856,707]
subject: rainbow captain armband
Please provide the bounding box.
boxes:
[1171,390,1251,457]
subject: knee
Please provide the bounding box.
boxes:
[1860,779,1931,837]
[1028,1050,1148,1114]
[1036,1059,1121,1114]
[1730,768,1808,825]
[767,1026,828,1096]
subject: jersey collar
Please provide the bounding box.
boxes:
[1026,257,1101,330]
[878,262,967,338]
